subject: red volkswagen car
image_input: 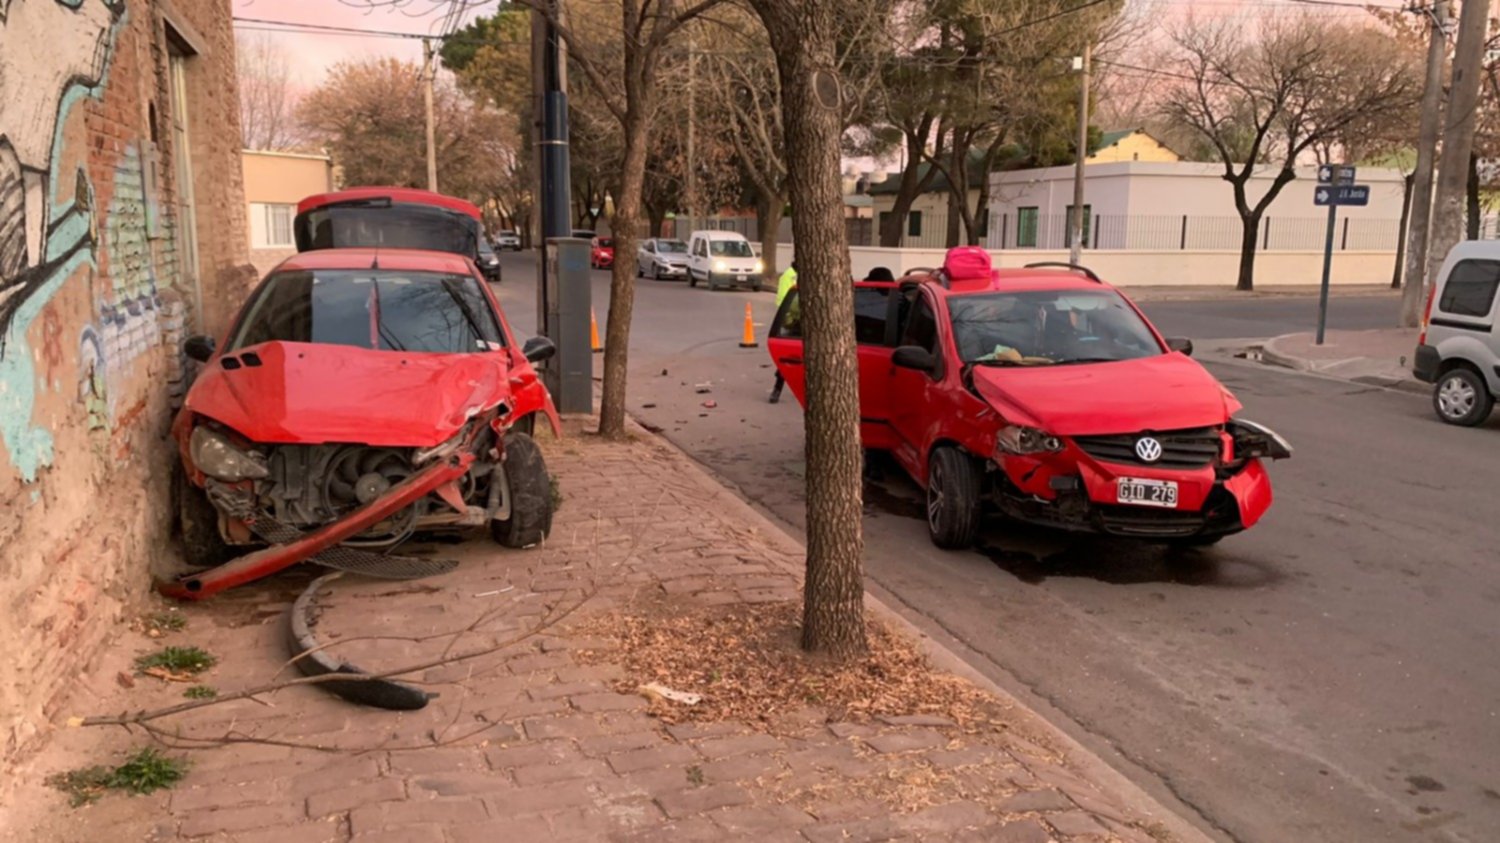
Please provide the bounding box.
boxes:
[591,237,615,270]
[163,189,559,599]
[768,251,1290,549]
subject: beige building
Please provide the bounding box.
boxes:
[241,149,336,276]
[1086,129,1181,164]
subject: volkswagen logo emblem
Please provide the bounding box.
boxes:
[1135,436,1163,463]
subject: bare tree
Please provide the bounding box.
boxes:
[1160,14,1420,291]
[237,33,307,151]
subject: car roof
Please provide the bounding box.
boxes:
[900,268,1115,297]
[297,187,482,220]
[275,248,476,275]
[691,230,748,240]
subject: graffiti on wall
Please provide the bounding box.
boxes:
[0,0,127,480]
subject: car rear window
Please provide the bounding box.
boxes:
[231,269,504,354]
[771,288,890,345]
[1439,259,1500,318]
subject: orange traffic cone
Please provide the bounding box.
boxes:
[738,302,759,348]
[590,309,603,353]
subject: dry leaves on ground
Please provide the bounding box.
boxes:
[572,598,1009,730]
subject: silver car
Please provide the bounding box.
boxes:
[1413,241,1500,426]
[637,238,690,280]
[494,230,522,251]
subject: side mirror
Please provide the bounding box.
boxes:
[184,335,216,363]
[522,336,557,364]
[1165,337,1193,356]
[892,345,937,373]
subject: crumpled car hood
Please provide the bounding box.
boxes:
[184,341,512,447]
[971,353,1239,436]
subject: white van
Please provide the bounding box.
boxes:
[686,230,763,291]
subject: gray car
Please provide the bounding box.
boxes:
[637,238,690,280]
[1413,241,1500,426]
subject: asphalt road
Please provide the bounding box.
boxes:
[492,253,1495,842]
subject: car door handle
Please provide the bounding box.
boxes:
[778,356,803,365]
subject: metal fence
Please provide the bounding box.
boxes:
[853,209,1405,252]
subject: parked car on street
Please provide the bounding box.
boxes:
[163,187,561,599]
[686,230,762,290]
[476,238,503,282]
[767,250,1291,550]
[1413,241,1500,426]
[591,236,615,269]
[571,228,596,240]
[494,230,522,251]
[637,238,690,280]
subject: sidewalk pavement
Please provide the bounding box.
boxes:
[9,419,1208,843]
[1260,328,1424,392]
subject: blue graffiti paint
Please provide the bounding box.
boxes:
[0,7,124,481]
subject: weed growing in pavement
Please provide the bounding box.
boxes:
[686,765,705,786]
[550,476,564,511]
[182,685,217,700]
[135,646,216,675]
[47,749,188,807]
[142,611,186,635]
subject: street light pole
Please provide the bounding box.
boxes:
[422,37,438,193]
[1069,42,1090,265]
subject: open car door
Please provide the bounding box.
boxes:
[766,284,901,449]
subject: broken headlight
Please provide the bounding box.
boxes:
[1227,419,1293,461]
[189,425,269,481]
[995,425,1063,456]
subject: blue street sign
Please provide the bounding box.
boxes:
[1314,184,1370,207]
[1317,164,1357,184]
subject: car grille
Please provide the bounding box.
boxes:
[1073,427,1222,469]
[1094,505,1205,538]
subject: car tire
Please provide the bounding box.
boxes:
[689,273,698,288]
[491,432,553,549]
[1433,367,1494,426]
[175,466,234,569]
[926,447,982,550]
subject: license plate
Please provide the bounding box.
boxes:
[735,274,747,282]
[1116,478,1178,508]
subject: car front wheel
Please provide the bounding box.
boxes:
[926,446,982,550]
[491,432,553,548]
[1433,367,1494,426]
[175,466,234,569]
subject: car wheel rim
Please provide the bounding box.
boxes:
[1438,377,1477,418]
[927,463,944,530]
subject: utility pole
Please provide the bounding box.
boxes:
[685,38,697,236]
[1069,42,1091,265]
[1425,0,1488,298]
[422,37,438,193]
[1400,0,1452,327]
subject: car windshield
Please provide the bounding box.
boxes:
[948,289,1161,366]
[230,269,504,354]
[499,230,517,237]
[709,240,754,258]
[657,240,688,254]
[597,238,614,248]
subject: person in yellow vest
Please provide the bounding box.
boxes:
[769,262,797,404]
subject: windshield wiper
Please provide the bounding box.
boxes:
[1055,357,1122,365]
[439,277,491,351]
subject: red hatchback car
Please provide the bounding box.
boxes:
[768,253,1290,549]
[164,190,560,599]
[591,237,615,269]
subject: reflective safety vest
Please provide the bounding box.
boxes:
[775,267,798,307]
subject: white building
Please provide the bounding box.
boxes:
[986,161,1406,253]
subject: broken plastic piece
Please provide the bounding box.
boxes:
[694,383,712,393]
[638,682,702,705]
[702,400,717,409]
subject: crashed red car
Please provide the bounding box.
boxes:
[591,237,615,269]
[164,191,560,599]
[767,252,1290,549]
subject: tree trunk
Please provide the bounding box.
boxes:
[1236,213,1260,292]
[1466,151,1481,240]
[757,194,785,286]
[749,0,866,658]
[1426,0,1489,293]
[1393,172,1414,289]
[879,129,938,247]
[597,110,650,439]
[646,202,666,240]
[945,187,962,248]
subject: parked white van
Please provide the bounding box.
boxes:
[686,230,763,291]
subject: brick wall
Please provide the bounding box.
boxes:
[0,0,254,775]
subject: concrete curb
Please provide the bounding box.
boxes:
[620,411,1217,843]
[1258,336,1312,371]
[1258,333,1429,395]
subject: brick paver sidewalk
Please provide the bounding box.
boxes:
[8,420,1204,843]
